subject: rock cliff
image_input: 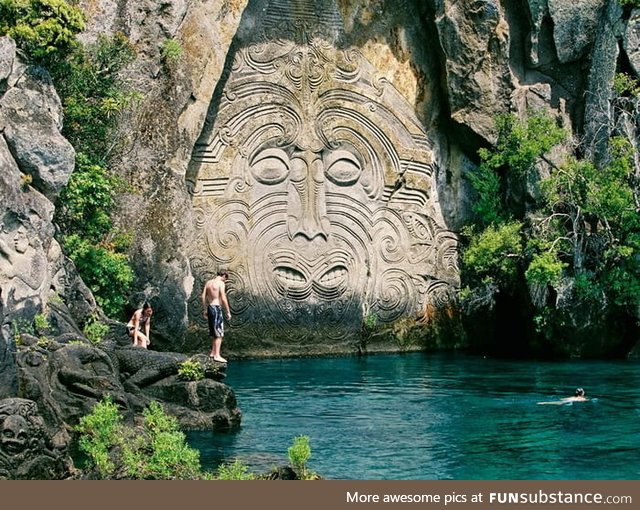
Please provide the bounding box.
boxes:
[2,0,639,363]
[0,36,96,399]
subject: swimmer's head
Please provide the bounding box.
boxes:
[575,388,585,397]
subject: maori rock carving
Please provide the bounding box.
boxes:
[0,221,46,308]
[187,0,459,345]
[15,339,237,434]
[0,398,70,479]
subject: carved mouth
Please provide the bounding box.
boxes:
[2,439,26,455]
[270,249,351,301]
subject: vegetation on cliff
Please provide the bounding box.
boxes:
[0,0,137,318]
[76,397,317,480]
[51,33,139,318]
[0,0,84,62]
[461,101,640,356]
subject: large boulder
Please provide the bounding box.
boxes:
[548,0,606,64]
[15,335,239,433]
[0,41,75,200]
[624,9,640,77]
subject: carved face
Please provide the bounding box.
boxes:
[189,38,458,341]
[1,415,29,455]
[12,228,29,254]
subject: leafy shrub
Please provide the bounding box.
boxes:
[0,0,85,63]
[288,435,312,480]
[481,112,566,176]
[56,154,133,318]
[525,251,567,287]
[536,137,640,311]
[76,398,204,480]
[161,38,183,64]
[613,72,640,96]
[12,318,34,341]
[177,359,204,381]
[120,401,202,480]
[462,221,523,287]
[63,234,134,317]
[467,111,566,226]
[56,154,126,238]
[216,459,255,480]
[33,312,50,334]
[82,314,109,345]
[465,161,505,226]
[76,396,122,478]
[49,33,137,163]
[363,313,377,330]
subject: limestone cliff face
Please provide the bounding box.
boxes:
[0,37,96,398]
[75,0,248,350]
[68,0,639,356]
[4,0,634,357]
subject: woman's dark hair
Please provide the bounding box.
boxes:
[142,301,152,311]
[217,269,229,278]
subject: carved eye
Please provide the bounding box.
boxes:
[324,149,362,186]
[250,148,290,185]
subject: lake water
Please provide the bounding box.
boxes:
[187,352,640,479]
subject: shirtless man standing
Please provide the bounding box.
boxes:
[201,270,231,362]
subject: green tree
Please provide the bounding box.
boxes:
[462,221,524,288]
[535,137,640,310]
[62,234,133,316]
[49,34,138,319]
[56,154,120,239]
[468,112,567,226]
[0,0,85,63]
[49,33,137,163]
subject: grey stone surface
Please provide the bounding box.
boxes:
[2,0,633,360]
[583,0,624,163]
[0,41,96,399]
[624,8,640,77]
[186,0,459,350]
[526,0,548,67]
[435,0,513,142]
[0,37,15,87]
[15,337,239,433]
[75,0,249,351]
[1,65,74,200]
[548,0,606,64]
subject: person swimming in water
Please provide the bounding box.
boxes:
[561,387,588,402]
[538,388,589,405]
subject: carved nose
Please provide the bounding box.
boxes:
[288,154,330,240]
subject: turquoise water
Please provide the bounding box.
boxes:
[187,352,640,479]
